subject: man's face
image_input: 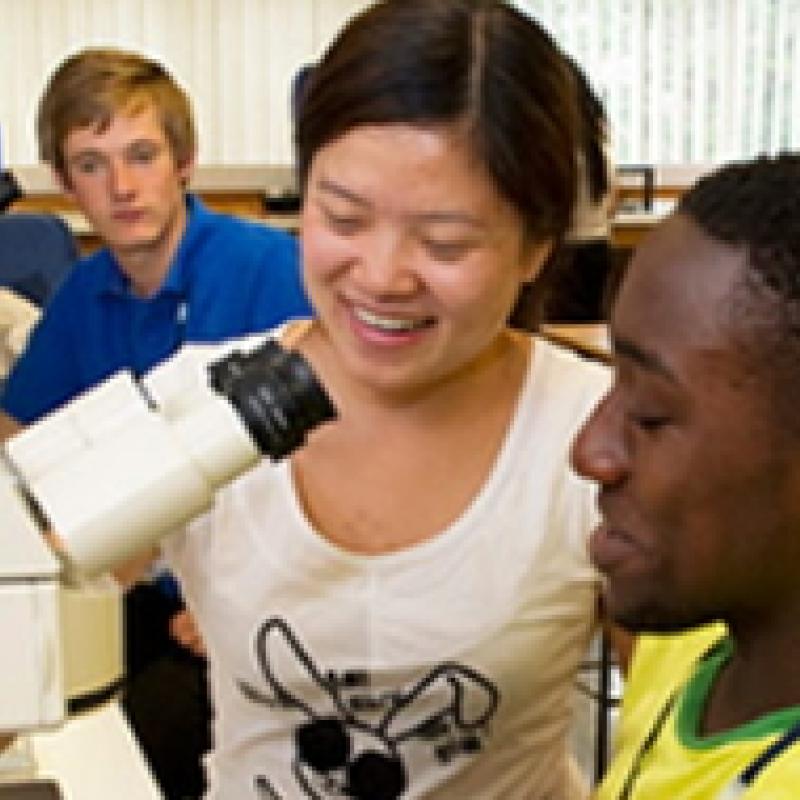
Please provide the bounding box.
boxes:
[60,103,192,260]
[571,214,800,632]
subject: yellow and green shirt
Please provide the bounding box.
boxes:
[595,625,800,799]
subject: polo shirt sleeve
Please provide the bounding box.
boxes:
[0,289,83,423]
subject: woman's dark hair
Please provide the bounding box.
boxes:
[567,56,609,203]
[295,0,579,244]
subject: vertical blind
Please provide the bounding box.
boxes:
[1,0,798,168]
[519,0,800,164]
[0,0,370,168]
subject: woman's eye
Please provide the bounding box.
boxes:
[424,240,470,262]
[323,209,364,234]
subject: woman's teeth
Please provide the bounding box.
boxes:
[354,307,432,332]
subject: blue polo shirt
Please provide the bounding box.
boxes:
[1,194,312,422]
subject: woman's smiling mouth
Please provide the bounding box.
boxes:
[353,305,435,334]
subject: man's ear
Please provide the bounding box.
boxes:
[176,149,196,189]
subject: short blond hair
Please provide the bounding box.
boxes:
[37,47,196,177]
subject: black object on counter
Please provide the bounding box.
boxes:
[0,170,23,212]
[617,164,654,212]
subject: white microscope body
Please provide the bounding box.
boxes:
[0,333,335,736]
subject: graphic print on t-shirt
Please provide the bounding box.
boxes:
[238,617,501,799]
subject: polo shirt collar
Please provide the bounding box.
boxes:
[95,194,210,300]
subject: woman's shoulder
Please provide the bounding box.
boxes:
[531,332,611,403]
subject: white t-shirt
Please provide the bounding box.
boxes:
[165,336,609,800]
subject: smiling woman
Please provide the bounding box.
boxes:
[299,124,546,400]
[155,2,613,798]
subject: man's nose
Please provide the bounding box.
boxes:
[570,392,627,487]
[109,159,136,198]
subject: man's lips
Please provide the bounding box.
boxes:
[112,209,146,222]
[588,522,641,574]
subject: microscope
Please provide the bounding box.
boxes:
[0,333,335,795]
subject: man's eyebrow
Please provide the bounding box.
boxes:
[126,138,161,147]
[68,148,103,160]
[613,335,676,381]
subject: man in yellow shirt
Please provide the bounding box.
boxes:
[572,153,800,798]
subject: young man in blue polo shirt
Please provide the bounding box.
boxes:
[0,47,311,798]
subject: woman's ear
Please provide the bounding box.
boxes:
[520,238,554,285]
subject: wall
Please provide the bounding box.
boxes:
[4,0,797,172]
[0,0,370,169]
[518,0,800,165]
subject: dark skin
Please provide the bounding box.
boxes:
[571,213,800,735]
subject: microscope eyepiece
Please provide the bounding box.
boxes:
[208,339,336,460]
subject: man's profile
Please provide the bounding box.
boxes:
[573,153,800,797]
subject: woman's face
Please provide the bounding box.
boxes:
[301,124,549,399]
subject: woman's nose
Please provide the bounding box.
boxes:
[356,230,418,295]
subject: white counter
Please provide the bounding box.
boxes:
[29,701,164,800]
[0,703,163,800]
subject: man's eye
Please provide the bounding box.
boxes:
[74,158,102,174]
[631,413,670,432]
[129,146,158,164]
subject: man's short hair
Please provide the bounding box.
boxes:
[679,154,800,430]
[37,47,196,177]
